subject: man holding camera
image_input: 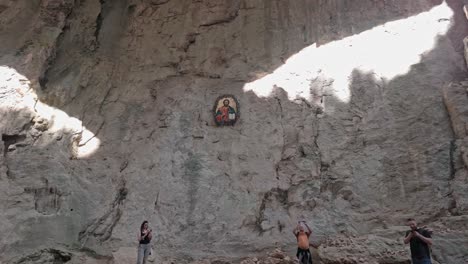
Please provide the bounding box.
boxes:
[404,218,433,264]
[293,220,315,264]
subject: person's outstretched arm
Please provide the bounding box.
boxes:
[304,223,312,236]
[414,231,433,246]
[293,225,299,236]
[404,231,413,244]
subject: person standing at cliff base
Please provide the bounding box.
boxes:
[137,220,153,264]
[404,218,433,264]
[293,220,316,264]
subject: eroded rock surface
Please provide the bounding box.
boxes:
[1,0,468,263]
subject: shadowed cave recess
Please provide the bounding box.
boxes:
[1,0,468,263]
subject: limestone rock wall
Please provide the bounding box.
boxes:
[1,0,468,263]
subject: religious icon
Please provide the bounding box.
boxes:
[214,95,239,126]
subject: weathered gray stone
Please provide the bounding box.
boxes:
[1,0,468,264]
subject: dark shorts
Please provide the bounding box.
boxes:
[296,248,312,264]
[412,258,432,264]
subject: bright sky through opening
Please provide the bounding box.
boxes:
[243,2,453,103]
[0,66,100,158]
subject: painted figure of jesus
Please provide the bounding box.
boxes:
[215,99,236,126]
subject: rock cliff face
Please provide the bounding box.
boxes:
[1,0,468,263]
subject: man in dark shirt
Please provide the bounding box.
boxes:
[404,218,433,264]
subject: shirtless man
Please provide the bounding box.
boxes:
[293,221,314,264]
